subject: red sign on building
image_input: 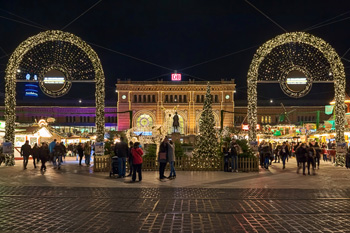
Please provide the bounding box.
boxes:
[171,73,181,81]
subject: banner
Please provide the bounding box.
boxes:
[3,142,14,154]
[95,142,104,156]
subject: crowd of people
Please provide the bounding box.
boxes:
[113,136,176,182]
[20,139,94,171]
[257,140,343,175]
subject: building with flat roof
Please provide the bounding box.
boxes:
[116,79,236,134]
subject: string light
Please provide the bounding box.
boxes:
[247,32,345,143]
[5,30,105,163]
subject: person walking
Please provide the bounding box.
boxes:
[127,141,134,177]
[258,140,265,168]
[131,142,143,182]
[261,141,271,170]
[39,142,50,172]
[280,142,289,169]
[31,143,40,169]
[230,138,240,172]
[167,140,176,179]
[77,143,84,166]
[21,140,32,169]
[84,141,91,166]
[114,137,128,178]
[321,143,328,162]
[53,142,63,169]
[158,137,169,180]
[314,142,321,169]
[60,142,67,162]
[307,144,316,175]
[296,143,307,175]
[49,139,57,164]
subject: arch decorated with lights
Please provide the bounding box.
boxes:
[247,32,345,143]
[5,30,105,162]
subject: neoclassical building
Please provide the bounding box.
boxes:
[116,79,235,135]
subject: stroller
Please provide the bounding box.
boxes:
[109,156,119,177]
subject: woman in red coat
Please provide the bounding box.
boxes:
[131,142,143,182]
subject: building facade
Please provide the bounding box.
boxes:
[0,106,118,134]
[234,106,329,127]
[116,79,236,134]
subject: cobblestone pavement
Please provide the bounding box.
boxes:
[0,186,350,232]
[1,158,350,232]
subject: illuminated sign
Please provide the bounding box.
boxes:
[242,124,260,131]
[286,78,307,84]
[43,77,65,84]
[25,84,38,97]
[171,73,181,81]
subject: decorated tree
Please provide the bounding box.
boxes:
[193,82,219,159]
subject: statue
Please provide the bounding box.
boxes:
[172,112,179,133]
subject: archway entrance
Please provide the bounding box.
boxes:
[4,30,105,165]
[247,32,345,143]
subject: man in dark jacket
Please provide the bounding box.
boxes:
[77,143,84,166]
[21,140,32,169]
[39,143,50,172]
[114,137,128,178]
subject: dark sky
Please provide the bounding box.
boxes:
[0,0,350,106]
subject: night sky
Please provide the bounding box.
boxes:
[0,0,350,106]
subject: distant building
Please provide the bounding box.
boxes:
[116,79,236,134]
[0,106,118,134]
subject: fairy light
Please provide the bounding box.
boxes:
[247,32,345,143]
[5,30,105,163]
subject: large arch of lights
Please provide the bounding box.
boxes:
[247,32,345,143]
[5,30,105,156]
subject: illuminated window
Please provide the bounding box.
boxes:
[136,114,154,128]
[261,116,264,123]
[269,116,271,123]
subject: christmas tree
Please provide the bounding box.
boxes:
[193,82,219,159]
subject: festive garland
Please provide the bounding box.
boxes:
[247,32,345,143]
[5,30,105,165]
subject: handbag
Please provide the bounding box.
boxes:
[159,152,167,160]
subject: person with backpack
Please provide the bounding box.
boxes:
[131,142,143,182]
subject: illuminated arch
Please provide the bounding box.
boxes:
[247,32,345,142]
[133,110,156,129]
[5,30,105,148]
